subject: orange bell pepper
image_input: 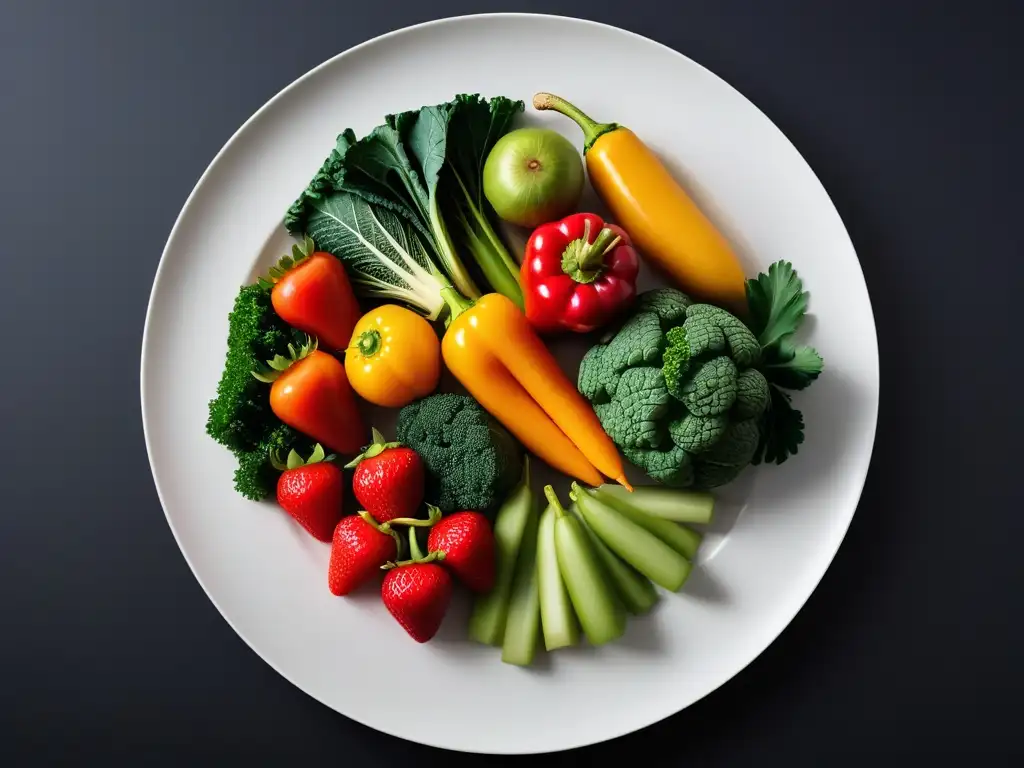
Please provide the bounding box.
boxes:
[440,290,630,489]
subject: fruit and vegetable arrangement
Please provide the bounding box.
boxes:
[206,92,823,663]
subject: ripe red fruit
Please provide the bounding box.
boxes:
[346,429,425,523]
[274,445,345,542]
[427,511,496,593]
[381,562,452,643]
[328,513,399,596]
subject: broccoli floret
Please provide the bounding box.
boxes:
[396,393,523,514]
[580,288,787,490]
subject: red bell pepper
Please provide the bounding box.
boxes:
[520,212,640,334]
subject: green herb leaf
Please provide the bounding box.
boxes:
[745,260,808,349]
[761,338,823,391]
[751,385,805,465]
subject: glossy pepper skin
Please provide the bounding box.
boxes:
[345,304,441,408]
[533,93,748,316]
[521,212,639,334]
[253,337,367,457]
[440,291,630,489]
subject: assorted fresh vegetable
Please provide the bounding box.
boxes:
[396,393,523,515]
[260,234,362,351]
[345,304,441,408]
[206,88,826,656]
[521,212,639,334]
[578,276,820,488]
[252,335,367,457]
[483,127,585,228]
[534,92,749,315]
[441,291,630,489]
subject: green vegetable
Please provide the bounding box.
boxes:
[571,484,691,592]
[501,495,542,666]
[468,460,534,645]
[592,484,715,525]
[537,499,580,651]
[594,493,703,561]
[572,503,658,616]
[286,94,525,310]
[206,285,311,500]
[549,486,625,647]
[396,393,523,514]
[745,261,823,463]
[303,189,455,320]
[577,261,823,487]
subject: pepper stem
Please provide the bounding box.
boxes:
[544,485,567,519]
[357,329,382,358]
[533,92,619,153]
[441,286,474,324]
[561,218,623,284]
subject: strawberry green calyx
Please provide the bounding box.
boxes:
[381,525,447,570]
[358,510,404,553]
[257,234,316,291]
[269,442,336,471]
[344,427,402,469]
[251,335,318,383]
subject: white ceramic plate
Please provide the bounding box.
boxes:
[141,13,878,755]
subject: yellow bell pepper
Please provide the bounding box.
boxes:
[345,304,441,408]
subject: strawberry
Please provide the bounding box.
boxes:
[427,511,496,593]
[381,528,452,642]
[382,562,452,643]
[328,513,399,596]
[345,428,424,524]
[274,444,345,542]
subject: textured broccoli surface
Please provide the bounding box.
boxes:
[577,287,770,489]
[206,285,309,500]
[396,393,523,514]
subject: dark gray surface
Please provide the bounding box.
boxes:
[1,0,1021,764]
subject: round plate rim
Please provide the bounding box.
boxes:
[140,11,879,754]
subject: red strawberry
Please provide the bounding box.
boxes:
[346,428,424,524]
[328,513,399,596]
[427,511,496,593]
[274,444,344,542]
[381,563,452,643]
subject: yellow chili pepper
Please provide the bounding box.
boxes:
[345,304,441,408]
[440,290,631,489]
[533,93,748,315]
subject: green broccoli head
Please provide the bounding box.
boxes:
[232,424,312,501]
[579,291,769,490]
[396,393,523,514]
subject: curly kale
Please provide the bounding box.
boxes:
[579,265,823,489]
[206,285,309,500]
[396,393,523,514]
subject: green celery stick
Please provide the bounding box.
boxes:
[468,458,534,645]
[550,486,626,647]
[594,484,715,525]
[537,501,580,651]
[573,484,692,592]
[571,503,658,615]
[501,500,542,666]
[592,491,703,560]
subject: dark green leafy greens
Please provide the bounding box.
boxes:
[304,190,452,320]
[285,94,525,315]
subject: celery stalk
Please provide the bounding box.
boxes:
[537,501,580,651]
[501,502,542,666]
[594,484,715,525]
